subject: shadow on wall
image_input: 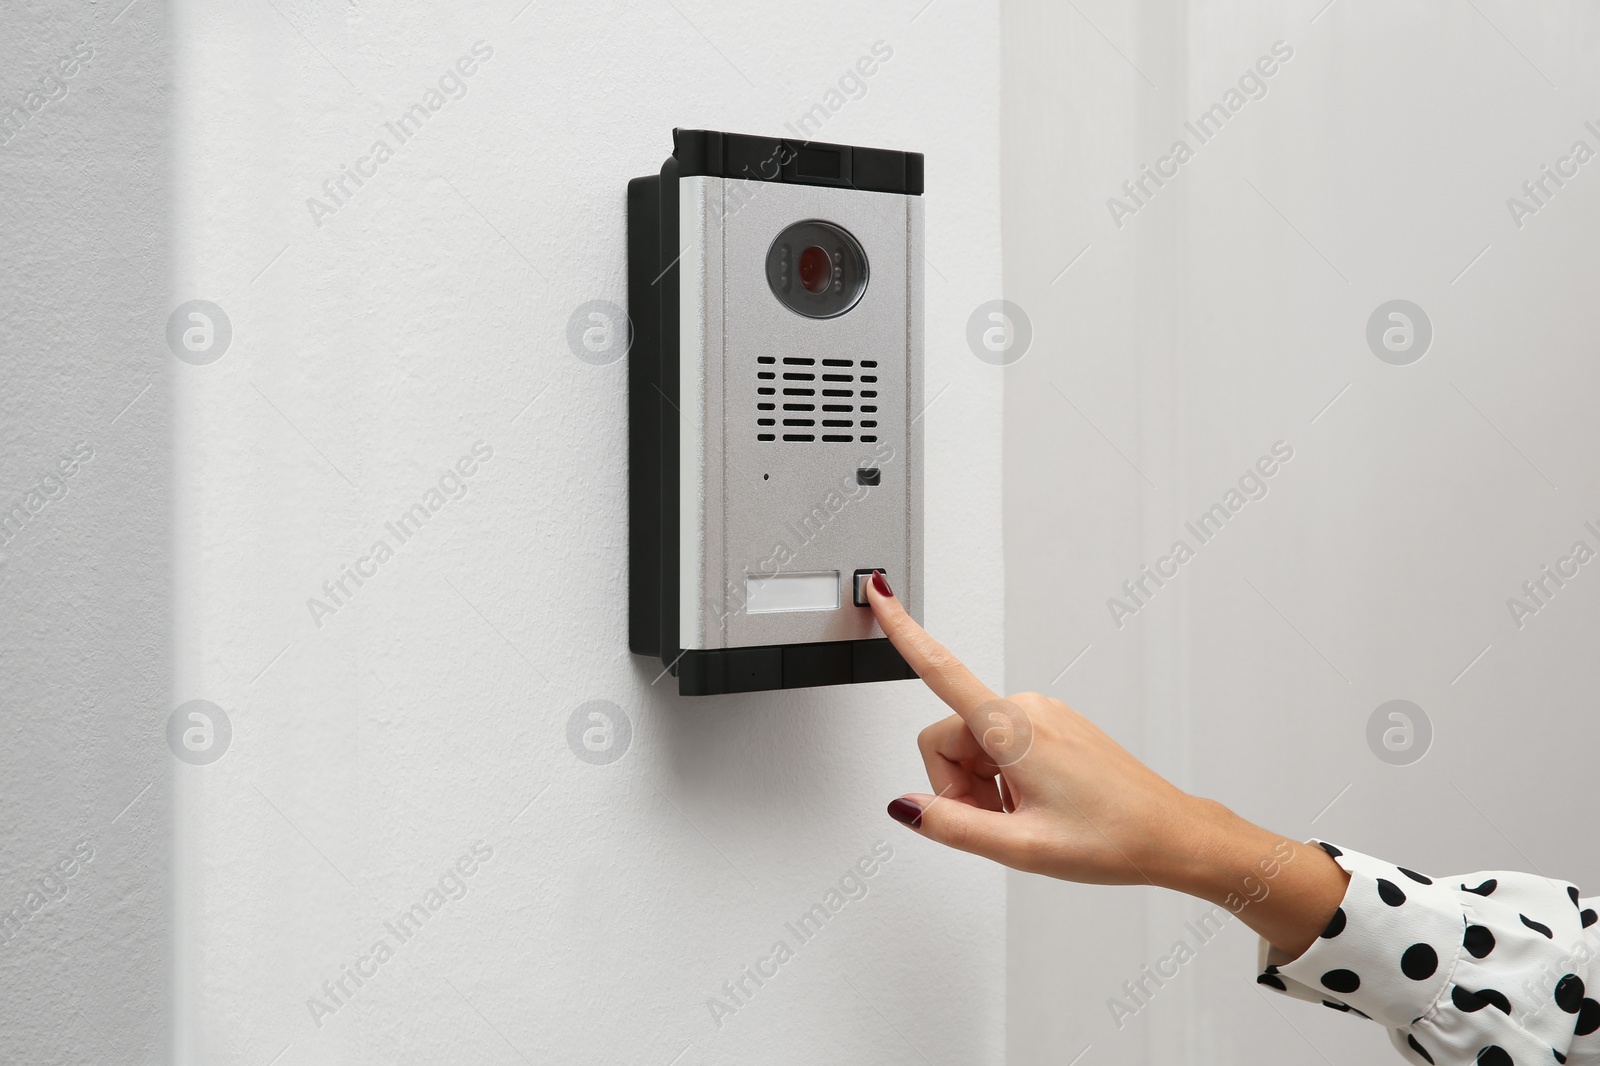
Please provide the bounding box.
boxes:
[0,1,173,1061]
[628,656,864,805]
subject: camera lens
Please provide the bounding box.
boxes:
[798,245,832,294]
[765,221,868,319]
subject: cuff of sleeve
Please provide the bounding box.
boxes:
[1256,841,1464,1030]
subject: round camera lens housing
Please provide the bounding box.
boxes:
[765,220,868,319]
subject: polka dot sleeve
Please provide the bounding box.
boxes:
[1256,841,1600,1065]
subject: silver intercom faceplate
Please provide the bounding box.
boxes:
[629,129,924,695]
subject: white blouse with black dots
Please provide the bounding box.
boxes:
[1257,842,1600,1065]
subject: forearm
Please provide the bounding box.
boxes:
[1154,800,1350,959]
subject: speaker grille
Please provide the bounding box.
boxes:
[756,356,878,443]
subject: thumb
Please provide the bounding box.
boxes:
[887,793,1030,867]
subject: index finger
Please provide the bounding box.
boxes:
[866,572,1000,720]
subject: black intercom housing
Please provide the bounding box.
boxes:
[628,129,924,696]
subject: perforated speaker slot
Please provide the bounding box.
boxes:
[756,357,885,443]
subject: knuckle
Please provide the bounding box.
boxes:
[916,639,961,677]
[1002,823,1051,870]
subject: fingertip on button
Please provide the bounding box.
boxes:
[852,568,887,607]
[871,570,892,599]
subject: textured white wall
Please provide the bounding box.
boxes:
[167,2,1004,1065]
[1003,1,1600,1064]
[0,0,172,1062]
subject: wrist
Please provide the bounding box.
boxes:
[1149,798,1351,957]
[1149,796,1276,904]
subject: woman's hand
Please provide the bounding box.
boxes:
[867,572,1348,957]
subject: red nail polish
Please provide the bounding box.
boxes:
[871,570,893,598]
[887,797,922,828]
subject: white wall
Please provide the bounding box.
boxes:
[166,2,1005,1065]
[1004,1,1600,1064]
[0,0,172,1062]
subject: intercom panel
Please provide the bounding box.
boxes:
[629,129,923,695]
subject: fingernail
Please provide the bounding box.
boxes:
[871,570,893,598]
[887,797,922,828]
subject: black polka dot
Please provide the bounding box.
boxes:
[1464,878,1499,896]
[1402,944,1439,980]
[1569,886,1581,907]
[1583,909,1597,929]
[1577,999,1600,1036]
[1379,879,1408,906]
[1400,867,1434,885]
[1483,989,1513,1014]
[1521,914,1554,939]
[1556,975,1585,1014]
[1475,1047,1511,1066]
[1322,969,1361,994]
[1453,986,1511,1014]
[1258,973,1286,991]
[1321,907,1347,939]
[1319,842,1343,858]
[1323,999,1350,1012]
[1465,925,1496,958]
[1554,1050,1568,1064]
[1407,1034,1435,1064]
